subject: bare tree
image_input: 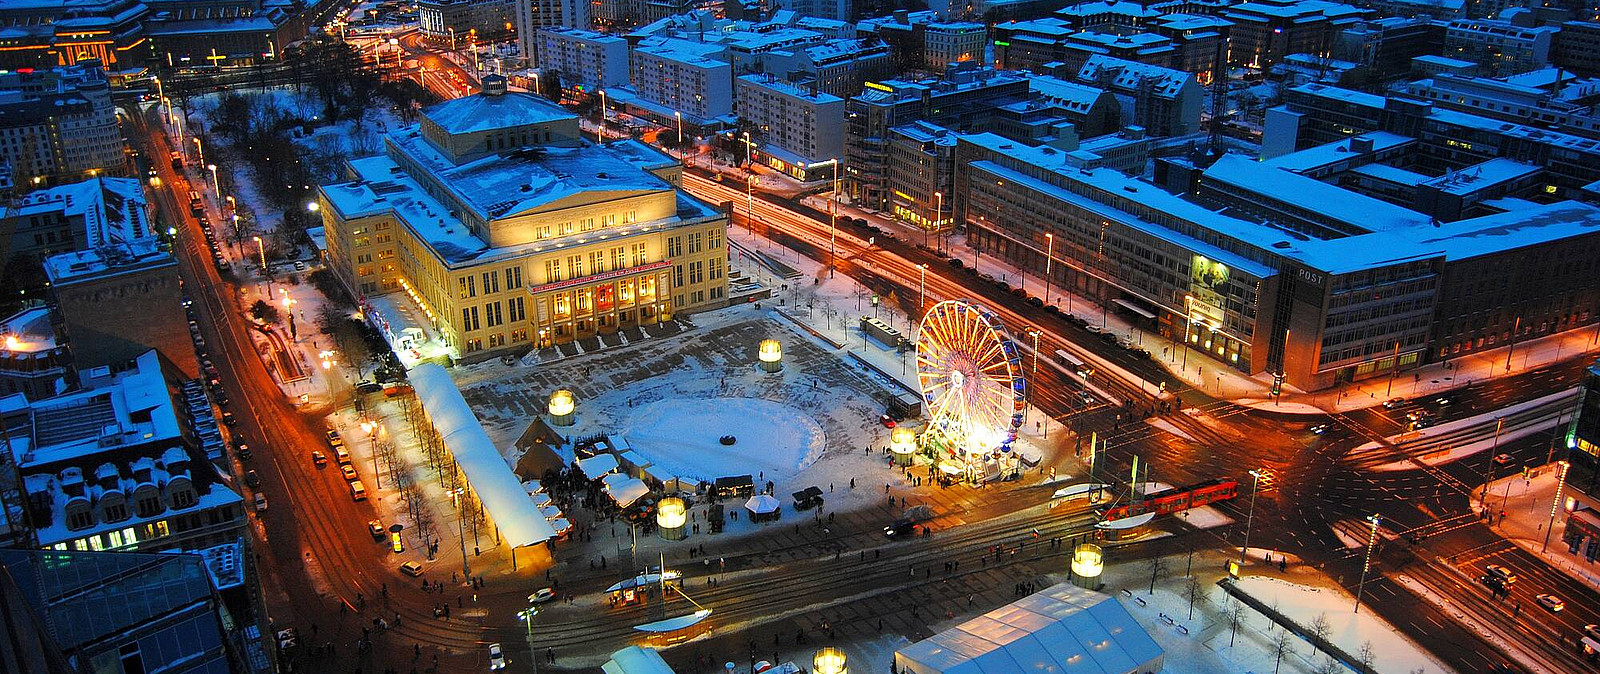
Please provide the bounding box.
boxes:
[1271,627,1296,674]
[1309,613,1332,648]
[1146,555,1170,595]
[1184,576,1205,620]
[1226,599,1247,647]
[1358,641,1376,674]
[1313,655,1341,674]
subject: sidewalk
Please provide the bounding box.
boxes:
[1486,466,1600,594]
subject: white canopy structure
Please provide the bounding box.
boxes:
[603,646,676,674]
[602,472,650,508]
[1096,513,1156,530]
[409,364,555,548]
[634,609,712,633]
[745,494,780,514]
[579,453,621,477]
[895,583,1163,674]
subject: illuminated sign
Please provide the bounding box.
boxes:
[994,40,1011,47]
[864,81,893,93]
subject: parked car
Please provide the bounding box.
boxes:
[326,429,344,447]
[254,493,268,512]
[488,643,506,670]
[1493,453,1514,466]
[399,561,424,577]
[341,464,358,481]
[879,414,896,429]
[368,520,386,541]
[1434,396,1454,406]
[244,470,260,488]
[221,411,237,426]
[355,381,384,395]
[1383,397,1406,409]
[236,443,252,461]
[1537,593,1565,612]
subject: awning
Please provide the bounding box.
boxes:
[1112,298,1157,319]
[634,609,712,633]
[579,453,621,478]
[745,494,780,514]
[408,364,555,548]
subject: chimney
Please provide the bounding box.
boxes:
[1349,136,1374,153]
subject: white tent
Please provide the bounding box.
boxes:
[409,364,555,548]
[745,494,780,514]
[603,646,676,674]
[579,453,621,477]
[602,472,650,508]
[896,583,1163,674]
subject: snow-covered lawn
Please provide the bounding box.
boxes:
[621,397,826,484]
[1233,576,1452,674]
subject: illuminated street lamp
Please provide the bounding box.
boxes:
[1043,233,1055,306]
[1241,468,1266,565]
[829,158,840,278]
[746,174,758,240]
[742,131,752,167]
[254,236,269,286]
[813,648,847,674]
[1543,460,1570,552]
[193,137,205,167]
[595,89,608,143]
[656,497,687,540]
[206,164,218,195]
[918,264,927,314]
[674,110,683,145]
[307,200,320,213]
[758,339,782,373]
[1354,514,1381,613]
[361,419,382,488]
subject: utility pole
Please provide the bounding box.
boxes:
[1354,514,1381,613]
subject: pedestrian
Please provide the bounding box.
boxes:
[457,595,462,607]
[850,478,855,489]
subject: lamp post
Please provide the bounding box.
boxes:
[206,164,218,195]
[596,90,607,143]
[1481,417,1505,512]
[1241,468,1264,565]
[1044,233,1055,307]
[675,110,683,145]
[1354,514,1381,613]
[193,137,205,167]
[254,235,270,288]
[918,264,927,314]
[1543,460,1570,552]
[829,158,840,278]
[742,131,752,167]
[1182,294,1194,369]
[747,174,758,243]
[153,77,163,108]
[362,420,381,488]
[448,27,455,52]
[388,38,399,68]
[934,191,943,251]
[531,71,540,97]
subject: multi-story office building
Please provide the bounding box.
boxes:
[885,121,959,233]
[0,308,72,401]
[142,0,316,68]
[0,548,238,674]
[418,0,516,46]
[0,0,148,71]
[1220,0,1367,69]
[955,131,1600,390]
[45,237,193,379]
[1073,55,1201,137]
[0,65,124,187]
[1,178,150,266]
[1443,11,1557,77]
[1568,360,1600,499]
[1554,21,1600,75]
[1334,18,1447,83]
[318,76,729,358]
[735,75,845,182]
[757,39,896,98]
[534,27,631,89]
[1267,82,1600,194]
[1397,70,1600,140]
[515,0,589,62]
[624,37,734,125]
[778,0,850,21]
[844,64,1031,210]
[994,12,1226,82]
[859,11,986,73]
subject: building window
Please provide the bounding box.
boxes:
[709,257,723,280]
[667,236,683,257]
[674,265,684,288]
[590,251,606,273]
[631,243,648,265]
[688,232,702,253]
[544,260,562,282]
[482,271,499,294]
[710,229,723,249]
[505,266,523,289]
[486,302,503,328]
[689,261,704,284]
[458,276,475,298]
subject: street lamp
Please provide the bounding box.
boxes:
[1241,468,1265,565]
[674,110,683,145]
[254,236,269,286]
[362,420,381,489]
[596,89,607,143]
[193,137,205,167]
[388,38,399,68]
[206,164,218,195]
[746,174,758,241]
[1044,233,1055,307]
[742,131,752,167]
[1543,460,1570,552]
[933,191,943,249]
[1354,514,1381,613]
[918,264,927,313]
[1480,417,1505,514]
[1182,294,1194,369]
[829,158,840,278]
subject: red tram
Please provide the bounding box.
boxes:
[1100,478,1240,521]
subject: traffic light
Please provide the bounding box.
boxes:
[1271,373,1283,396]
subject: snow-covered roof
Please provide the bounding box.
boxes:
[409,363,555,548]
[1296,200,1600,273]
[43,237,172,286]
[736,74,843,103]
[1258,131,1414,173]
[1203,154,1433,232]
[1348,162,1430,186]
[1075,56,1190,99]
[422,90,575,136]
[1417,158,1540,195]
[3,177,150,249]
[578,453,620,477]
[8,350,180,468]
[1027,76,1107,114]
[602,472,650,508]
[896,583,1163,674]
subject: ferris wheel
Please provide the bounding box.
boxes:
[914,299,1026,457]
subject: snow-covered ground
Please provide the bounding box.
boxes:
[1233,576,1450,674]
[1367,386,1581,471]
[621,397,826,485]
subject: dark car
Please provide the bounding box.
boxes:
[884,517,917,538]
[947,258,964,269]
[355,381,383,394]
[244,470,260,488]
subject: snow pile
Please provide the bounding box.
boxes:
[622,397,826,484]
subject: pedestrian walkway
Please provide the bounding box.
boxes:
[1485,466,1600,595]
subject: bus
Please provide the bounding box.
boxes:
[1054,349,1092,378]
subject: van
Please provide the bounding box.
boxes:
[349,480,367,501]
[335,447,351,465]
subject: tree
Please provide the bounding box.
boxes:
[1184,576,1205,619]
[1146,555,1170,595]
[1225,599,1247,647]
[1309,613,1332,648]
[1358,641,1376,674]
[249,299,281,324]
[1313,655,1341,674]
[1271,627,1296,674]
